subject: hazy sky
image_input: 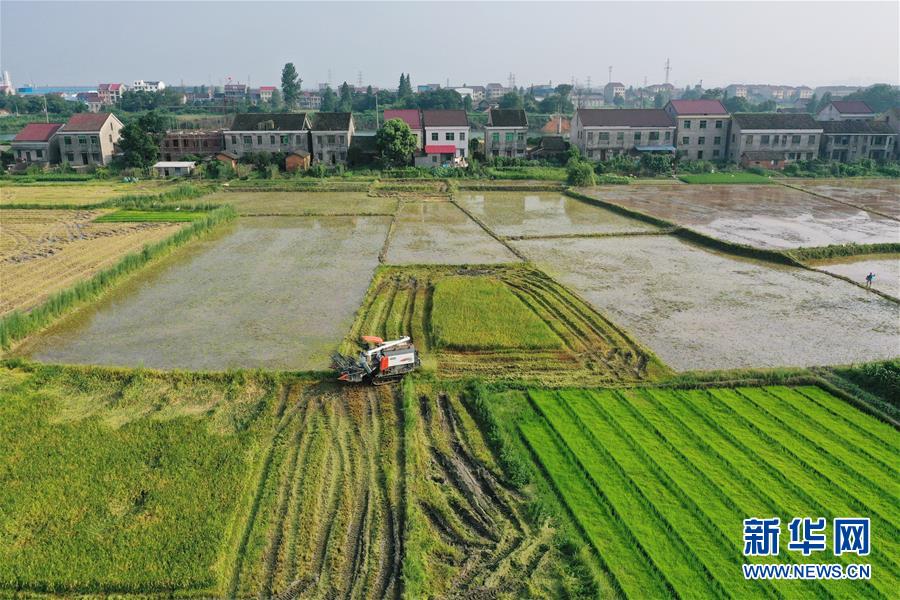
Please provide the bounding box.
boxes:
[2,1,898,89]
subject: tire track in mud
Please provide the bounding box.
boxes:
[415,392,551,597]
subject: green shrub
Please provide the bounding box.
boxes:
[566,161,597,186]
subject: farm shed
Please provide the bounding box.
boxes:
[152,161,196,177]
[285,150,311,172]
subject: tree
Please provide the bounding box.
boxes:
[613,94,625,107]
[413,89,463,110]
[320,86,337,112]
[463,95,473,112]
[398,73,413,98]
[844,84,900,113]
[805,93,818,114]
[639,153,673,175]
[653,94,665,108]
[118,122,158,169]
[499,91,523,110]
[339,81,353,112]
[680,85,703,100]
[269,88,283,110]
[137,110,167,135]
[701,88,725,100]
[375,118,418,167]
[555,84,573,98]
[281,63,300,108]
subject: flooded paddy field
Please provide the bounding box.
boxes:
[0,181,168,206]
[384,200,520,264]
[454,191,658,238]
[812,254,900,298]
[513,235,899,371]
[793,179,900,218]
[206,191,398,216]
[581,184,899,249]
[1,209,182,315]
[20,216,390,370]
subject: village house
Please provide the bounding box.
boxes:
[97,83,125,105]
[665,99,731,161]
[223,113,311,157]
[604,81,626,102]
[877,107,900,159]
[310,112,355,165]
[58,112,124,167]
[528,135,568,161]
[160,130,225,161]
[416,109,470,167]
[131,80,165,93]
[485,83,507,101]
[10,122,62,167]
[571,108,676,160]
[484,108,528,158]
[285,150,311,172]
[257,86,276,103]
[820,120,895,162]
[77,92,103,113]
[383,109,424,148]
[728,113,822,167]
[297,91,322,109]
[816,100,876,122]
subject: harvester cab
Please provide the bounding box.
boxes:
[332,336,421,385]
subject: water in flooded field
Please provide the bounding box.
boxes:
[514,235,900,371]
[795,180,900,219]
[455,192,658,237]
[385,201,520,264]
[586,184,899,249]
[814,254,900,298]
[21,216,390,370]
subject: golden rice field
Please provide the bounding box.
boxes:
[0,181,168,206]
[0,209,182,315]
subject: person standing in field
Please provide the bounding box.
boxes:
[865,272,875,288]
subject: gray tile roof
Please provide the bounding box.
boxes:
[310,112,353,131]
[229,113,309,131]
[422,110,469,127]
[821,120,894,134]
[487,109,528,128]
[576,108,675,127]
[732,113,821,130]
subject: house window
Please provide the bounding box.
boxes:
[792,135,801,144]
[66,152,75,162]
[338,135,345,144]
[446,132,455,141]
[699,120,707,129]
[243,136,252,144]
[517,132,524,143]
[715,120,723,129]
[665,131,671,141]
[649,131,659,141]
[697,150,703,159]
[713,149,720,158]
[280,135,289,144]
[698,136,705,145]
[92,136,100,144]
[634,132,642,142]
[745,135,753,144]
[459,132,465,141]
[713,136,721,145]
[340,151,346,160]
[505,132,514,142]
[806,152,813,160]
[808,135,816,144]
[432,155,437,163]
[492,132,500,143]
[78,136,87,145]
[327,135,335,144]
[617,132,624,142]
[761,135,770,145]
[684,120,691,129]
[599,132,609,141]
[270,135,276,144]
[36,149,43,158]
[682,136,689,145]
[431,132,438,141]
[231,135,237,144]
[64,136,72,145]
[587,132,594,142]
[92,153,101,162]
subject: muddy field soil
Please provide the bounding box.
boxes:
[514,235,899,371]
[813,254,900,298]
[20,216,390,370]
[581,184,899,249]
[793,179,900,219]
[454,192,658,238]
[206,191,398,216]
[384,201,520,264]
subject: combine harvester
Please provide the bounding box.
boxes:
[332,336,421,385]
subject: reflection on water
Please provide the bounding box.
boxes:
[456,192,657,237]
[21,216,390,370]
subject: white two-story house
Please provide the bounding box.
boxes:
[416,110,470,167]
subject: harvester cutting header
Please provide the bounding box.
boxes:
[332,336,421,385]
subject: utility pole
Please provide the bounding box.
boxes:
[642,75,647,108]
[586,75,592,93]
[375,92,379,128]
[358,71,363,88]
[665,58,671,84]
[608,66,612,84]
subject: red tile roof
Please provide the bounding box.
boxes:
[667,99,729,116]
[831,100,874,114]
[63,112,115,132]
[384,109,422,129]
[425,144,457,154]
[541,116,571,134]
[13,123,63,142]
[259,86,276,91]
